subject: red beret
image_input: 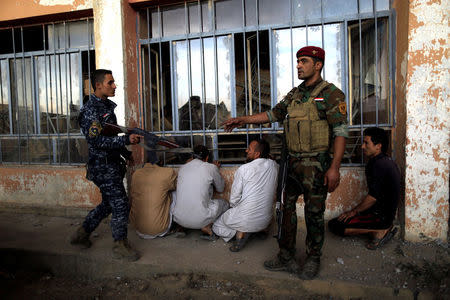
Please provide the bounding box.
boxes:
[296,46,325,61]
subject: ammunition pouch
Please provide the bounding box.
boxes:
[284,81,330,154]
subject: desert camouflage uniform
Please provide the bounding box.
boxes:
[79,94,132,241]
[267,78,348,261]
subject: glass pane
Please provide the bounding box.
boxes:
[162,6,186,37]
[376,0,389,11]
[359,0,372,13]
[68,20,94,49]
[245,0,257,26]
[175,36,231,131]
[10,58,35,135]
[323,0,357,18]
[216,35,232,126]
[0,59,10,134]
[189,2,201,33]
[151,10,160,38]
[215,0,243,31]
[174,40,189,130]
[292,0,321,23]
[348,18,389,125]
[359,0,389,13]
[323,23,342,90]
[259,0,290,25]
[292,27,307,87]
[0,138,21,162]
[203,37,217,128]
[343,129,363,164]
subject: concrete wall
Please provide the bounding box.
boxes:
[404,0,449,242]
[0,165,365,222]
[0,0,93,22]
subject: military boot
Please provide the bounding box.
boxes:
[263,255,299,274]
[298,256,320,280]
[70,226,92,249]
[112,239,140,262]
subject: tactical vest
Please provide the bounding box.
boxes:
[284,80,331,153]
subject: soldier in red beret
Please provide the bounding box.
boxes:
[222,45,348,280]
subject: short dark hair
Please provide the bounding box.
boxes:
[363,127,389,153]
[91,69,112,91]
[312,57,324,72]
[254,139,270,159]
[193,145,210,160]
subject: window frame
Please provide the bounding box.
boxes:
[0,18,95,165]
[137,0,396,166]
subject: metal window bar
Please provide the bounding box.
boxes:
[241,0,250,148]
[64,22,72,164]
[11,28,22,163]
[256,0,262,138]
[320,0,326,80]
[20,27,31,164]
[86,18,91,105]
[138,1,394,165]
[289,0,294,89]
[157,7,165,135]
[373,0,379,126]
[146,8,154,131]
[198,0,207,145]
[185,1,194,148]
[213,0,220,160]
[358,0,365,165]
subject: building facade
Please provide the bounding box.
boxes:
[0,0,448,242]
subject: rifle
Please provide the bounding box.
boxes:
[275,132,289,240]
[103,123,186,152]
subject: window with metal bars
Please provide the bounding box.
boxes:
[0,18,95,165]
[138,0,394,165]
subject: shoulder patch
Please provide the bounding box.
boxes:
[339,102,347,115]
[89,121,102,138]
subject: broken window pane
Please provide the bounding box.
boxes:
[0,59,10,134]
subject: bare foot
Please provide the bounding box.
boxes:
[201,224,213,236]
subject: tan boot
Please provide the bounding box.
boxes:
[112,239,140,262]
[70,226,92,249]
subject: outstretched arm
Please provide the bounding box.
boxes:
[222,112,270,132]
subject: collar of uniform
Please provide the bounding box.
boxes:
[298,78,324,93]
[90,94,117,109]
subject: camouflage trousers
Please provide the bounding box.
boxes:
[277,153,331,261]
[83,162,129,241]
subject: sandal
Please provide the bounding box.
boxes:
[200,232,218,241]
[366,226,398,250]
[229,233,252,252]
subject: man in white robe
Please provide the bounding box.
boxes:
[173,145,228,238]
[212,139,278,251]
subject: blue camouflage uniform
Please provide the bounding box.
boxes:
[79,94,132,241]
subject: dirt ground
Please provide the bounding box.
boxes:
[0,212,449,299]
[0,268,332,300]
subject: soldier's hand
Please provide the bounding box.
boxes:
[213,160,221,168]
[129,134,142,145]
[324,166,340,193]
[221,117,244,132]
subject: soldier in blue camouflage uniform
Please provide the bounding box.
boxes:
[70,69,142,262]
[223,46,348,279]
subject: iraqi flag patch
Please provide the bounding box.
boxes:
[314,97,324,101]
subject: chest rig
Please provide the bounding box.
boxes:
[284,80,331,153]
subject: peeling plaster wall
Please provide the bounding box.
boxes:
[0,0,92,22]
[0,166,100,208]
[0,165,366,219]
[404,0,449,241]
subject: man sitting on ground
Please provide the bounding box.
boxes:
[172,145,228,239]
[212,139,278,252]
[328,127,400,250]
[130,157,177,239]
